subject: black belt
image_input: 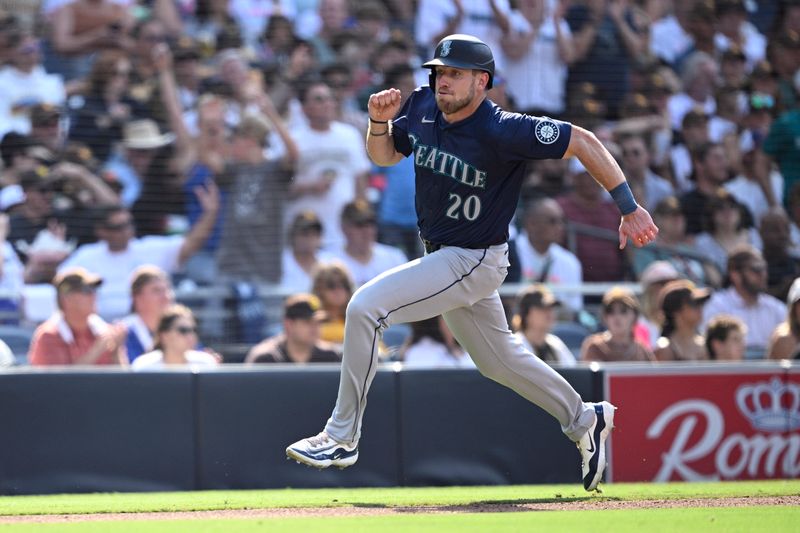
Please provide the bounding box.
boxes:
[421,239,504,254]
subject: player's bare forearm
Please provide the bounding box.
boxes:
[366,124,403,166]
[562,125,625,191]
[367,89,404,166]
[563,125,659,249]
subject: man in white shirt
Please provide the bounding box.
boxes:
[513,197,582,314]
[331,199,407,288]
[58,188,219,319]
[702,246,786,353]
[667,51,718,132]
[286,81,370,250]
[501,0,574,115]
[650,0,695,66]
[0,31,65,137]
[415,0,513,71]
[714,0,766,69]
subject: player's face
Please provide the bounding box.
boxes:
[434,66,482,115]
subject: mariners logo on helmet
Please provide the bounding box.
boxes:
[423,34,496,89]
[441,40,452,57]
[535,119,560,145]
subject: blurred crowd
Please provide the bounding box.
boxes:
[0,0,798,368]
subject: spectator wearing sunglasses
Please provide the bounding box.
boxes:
[580,286,655,363]
[310,261,355,346]
[330,200,406,288]
[132,304,218,369]
[654,278,711,361]
[0,31,65,137]
[285,81,370,251]
[29,267,128,366]
[702,245,786,354]
[58,193,219,319]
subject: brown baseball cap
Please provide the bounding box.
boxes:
[341,199,377,225]
[53,267,103,295]
[602,286,640,313]
[518,284,560,310]
[284,293,327,321]
[659,279,711,314]
[290,211,323,234]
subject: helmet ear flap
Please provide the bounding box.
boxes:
[428,70,436,92]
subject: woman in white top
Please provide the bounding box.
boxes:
[695,189,762,276]
[512,283,576,366]
[132,304,218,369]
[401,316,474,369]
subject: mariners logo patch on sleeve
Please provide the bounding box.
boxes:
[535,119,560,145]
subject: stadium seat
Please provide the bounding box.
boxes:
[382,323,411,349]
[0,325,36,365]
[551,321,591,358]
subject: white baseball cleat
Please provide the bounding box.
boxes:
[577,401,616,492]
[286,432,359,469]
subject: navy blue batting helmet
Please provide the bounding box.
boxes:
[422,34,495,89]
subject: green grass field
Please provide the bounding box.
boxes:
[0,480,797,532]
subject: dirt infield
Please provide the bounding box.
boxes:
[2,495,798,523]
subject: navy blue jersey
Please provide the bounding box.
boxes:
[391,87,572,248]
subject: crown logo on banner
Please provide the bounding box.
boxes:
[735,378,800,432]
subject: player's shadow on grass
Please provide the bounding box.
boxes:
[349,496,617,513]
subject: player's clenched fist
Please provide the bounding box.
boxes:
[368,89,402,122]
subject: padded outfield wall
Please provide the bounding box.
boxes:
[0,362,795,495]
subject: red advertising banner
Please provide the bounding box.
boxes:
[607,368,800,482]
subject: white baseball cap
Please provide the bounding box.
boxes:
[640,261,680,287]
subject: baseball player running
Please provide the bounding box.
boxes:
[287,34,658,491]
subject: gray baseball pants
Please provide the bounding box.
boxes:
[324,243,596,445]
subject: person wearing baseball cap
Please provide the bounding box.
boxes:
[245,293,341,364]
[333,199,407,288]
[511,284,576,367]
[580,286,655,362]
[654,279,711,361]
[767,276,800,359]
[281,211,338,293]
[28,267,128,366]
[638,261,681,346]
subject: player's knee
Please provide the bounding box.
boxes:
[345,292,375,322]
